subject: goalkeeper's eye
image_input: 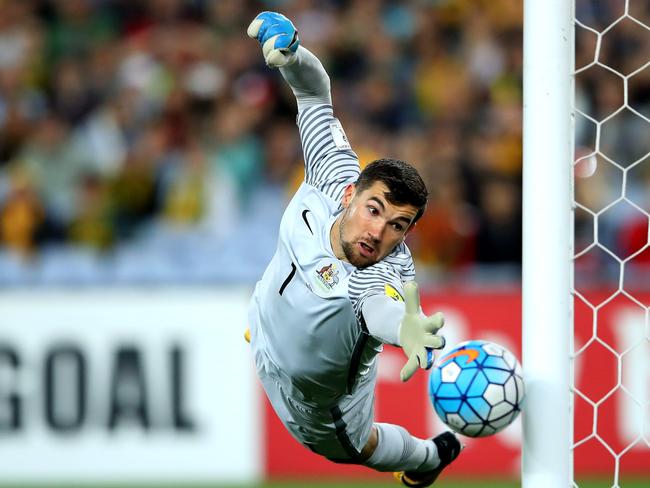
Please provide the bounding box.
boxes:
[392,222,405,232]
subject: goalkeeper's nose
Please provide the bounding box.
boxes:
[367,220,386,243]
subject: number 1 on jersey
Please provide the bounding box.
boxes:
[279,262,297,295]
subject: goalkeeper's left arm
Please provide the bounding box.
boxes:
[362,282,446,382]
[247,11,331,111]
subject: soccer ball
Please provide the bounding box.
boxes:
[429,340,525,437]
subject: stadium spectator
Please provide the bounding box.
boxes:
[0,0,645,286]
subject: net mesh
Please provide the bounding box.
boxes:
[573,0,650,485]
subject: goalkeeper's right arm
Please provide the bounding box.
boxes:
[247,12,331,111]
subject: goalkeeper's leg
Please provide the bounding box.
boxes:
[362,423,461,486]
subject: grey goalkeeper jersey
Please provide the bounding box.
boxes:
[248,103,415,406]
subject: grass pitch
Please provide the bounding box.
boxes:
[263,481,648,488]
[7,479,649,488]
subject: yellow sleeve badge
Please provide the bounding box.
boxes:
[384,284,404,302]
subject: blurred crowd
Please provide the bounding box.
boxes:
[0,0,646,286]
[574,0,650,289]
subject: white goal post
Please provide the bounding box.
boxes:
[522,0,574,487]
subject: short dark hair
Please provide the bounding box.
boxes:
[354,158,429,224]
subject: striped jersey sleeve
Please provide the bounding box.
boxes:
[348,242,416,327]
[297,103,360,203]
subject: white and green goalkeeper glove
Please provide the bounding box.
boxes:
[399,281,446,382]
[247,11,300,68]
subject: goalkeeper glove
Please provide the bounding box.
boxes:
[247,11,300,68]
[399,281,446,382]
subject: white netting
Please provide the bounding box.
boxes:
[573,0,650,486]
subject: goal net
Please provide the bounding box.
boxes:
[573,0,650,486]
[523,0,649,486]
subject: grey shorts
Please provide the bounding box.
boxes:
[254,348,376,462]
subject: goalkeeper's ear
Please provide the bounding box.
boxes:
[341,183,356,209]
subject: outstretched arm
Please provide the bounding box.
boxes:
[362,282,446,382]
[247,11,359,202]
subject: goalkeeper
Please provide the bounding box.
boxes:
[246,12,462,487]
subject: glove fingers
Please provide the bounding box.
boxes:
[264,46,296,68]
[423,312,445,333]
[249,12,297,44]
[249,11,298,68]
[247,12,277,39]
[262,25,296,49]
[418,347,434,369]
[423,334,446,350]
[400,354,419,382]
[263,34,297,59]
[262,36,280,58]
[403,281,421,315]
[247,18,263,39]
[415,346,430,370]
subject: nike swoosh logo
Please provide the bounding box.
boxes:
[440,348,480,365]
[302,209,313,234]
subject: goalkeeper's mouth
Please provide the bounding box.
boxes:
[358,241,376,258]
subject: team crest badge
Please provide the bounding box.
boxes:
[316,263,339,291]
[312,258,345,296]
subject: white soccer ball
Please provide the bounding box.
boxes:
[429,340,525,437]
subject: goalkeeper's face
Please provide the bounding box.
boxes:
[338,182,418,268]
